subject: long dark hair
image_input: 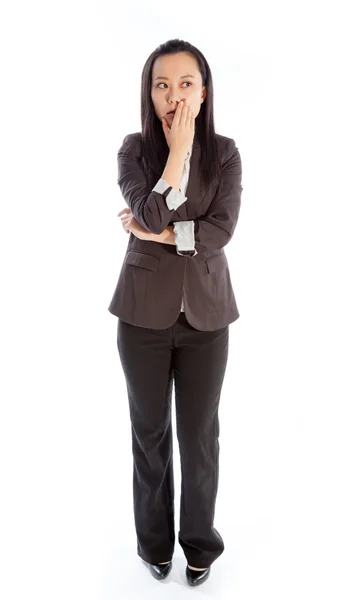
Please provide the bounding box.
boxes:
[140,38,221,191]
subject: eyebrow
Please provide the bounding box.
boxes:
[153,74,196,81]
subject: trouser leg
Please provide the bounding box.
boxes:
[172,313,229,568]
[117,318,175,564]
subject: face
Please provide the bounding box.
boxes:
[151,52,206,124]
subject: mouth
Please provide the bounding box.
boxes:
[166,109,176,116]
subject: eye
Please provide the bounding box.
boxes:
[157,82,192,88]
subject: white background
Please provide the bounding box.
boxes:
[1,0,356,598]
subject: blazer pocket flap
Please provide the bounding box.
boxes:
[125,250,160,271]
[206,253,228,274]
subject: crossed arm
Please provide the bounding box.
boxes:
[118,207,177,245]
[117,134,243,255]
[149,225,176,246]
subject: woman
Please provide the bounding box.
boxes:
[108,38,243,587]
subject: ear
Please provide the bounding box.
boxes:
[201,86,206,103]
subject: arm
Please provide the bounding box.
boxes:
[147,223,198,256]
[117,133,188,235]
[147,226,176,245]
[147,139,243,255]
[192,140,243,253]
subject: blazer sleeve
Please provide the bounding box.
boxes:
[192,138,243,254]
[117,133,186,234]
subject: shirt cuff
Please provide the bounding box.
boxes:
[152,178,187,210]
[173,221,198,256]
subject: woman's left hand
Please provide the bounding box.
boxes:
[118,208,150,241]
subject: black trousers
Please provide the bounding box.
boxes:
[116,311,229,568]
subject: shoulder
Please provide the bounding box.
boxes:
[118,131,240,164]
[117,132,142,157]
[215,133,240,164]
[216,133,241,168]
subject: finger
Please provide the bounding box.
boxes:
[186,103,192,127]
[180,99,188,126]
[118,208,130,216]
[175,99,184,125]
[185,103,191,126]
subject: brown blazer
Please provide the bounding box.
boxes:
[108,131,243,331]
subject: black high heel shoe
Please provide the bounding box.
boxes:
[185,565,211,586]
[142,559,172,580]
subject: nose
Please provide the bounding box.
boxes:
[168,93,183,105]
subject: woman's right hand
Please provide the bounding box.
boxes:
[161,99,195,157]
